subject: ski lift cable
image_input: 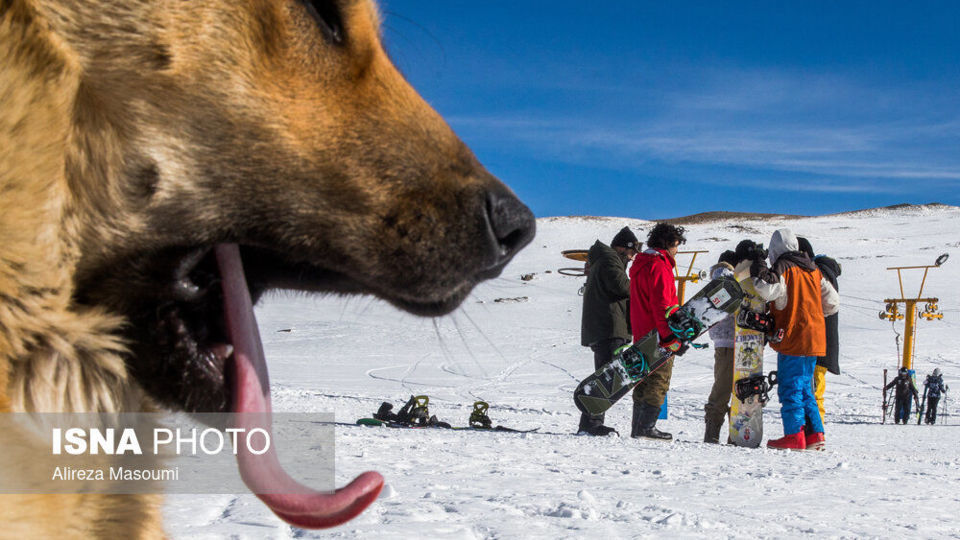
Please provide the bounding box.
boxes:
[891,318,901,360]
[840,293,880,303]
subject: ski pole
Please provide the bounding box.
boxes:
[918,385,927,425]
[882,369,888,424]
[943,393,949,426]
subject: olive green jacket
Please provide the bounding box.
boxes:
[580,241,632,346]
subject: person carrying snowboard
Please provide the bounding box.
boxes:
[703,250,738,444]
[883,367,920,424]
[750,228,838,450]
[797,237,842,423]
[628,223,686,441]
[922,368,948,425]
[577,226,640,436]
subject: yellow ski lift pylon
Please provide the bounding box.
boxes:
[882,253,948,370]
[674,250,709,304]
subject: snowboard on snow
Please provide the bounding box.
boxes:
[729,276,767,447]
[357,398,539,432]
[573,276,744,417]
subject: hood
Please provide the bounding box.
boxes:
[589,240,623,266]
[815,255,842,278]
[639,248,677,268]
[710,262,734,280]
[768,228,799,265]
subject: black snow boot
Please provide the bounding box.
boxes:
[704,418,722,444]
[578,411,618,436]
[631,402,672,441]
[580,424,619,436]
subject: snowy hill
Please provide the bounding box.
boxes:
[166,205,960,539]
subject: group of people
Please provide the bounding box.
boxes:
[578,223,685,439]
[885,366,949,424]
[578,223,841,450]
[703,233,841,449]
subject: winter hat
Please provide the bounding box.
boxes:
[718,250,737,267]
[797,236,815,260]
[934,368,941,377]
[611,226,640,250]
[734,240,765,265]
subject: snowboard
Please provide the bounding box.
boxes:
[356,418,539,433]
[574,276,744,417]
[729,276,766,447]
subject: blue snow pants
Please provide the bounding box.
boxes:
[777,354,824,435]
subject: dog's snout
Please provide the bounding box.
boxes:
[484,187,535,265]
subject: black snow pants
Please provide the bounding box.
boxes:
[895,397,912,424]
[925,397,940,424]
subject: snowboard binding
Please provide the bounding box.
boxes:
[618,345,651,378]
[666,305,703,341]
[469,401,493,429]
[735,371,779,404]
[737,308,774,333]
[374,395,450,427]
[736,308,785,344]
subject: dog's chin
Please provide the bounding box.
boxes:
[117,244,489,414]
[379,262,507,317]
[381,287,471,318]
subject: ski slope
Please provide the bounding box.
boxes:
[166,204,960,539]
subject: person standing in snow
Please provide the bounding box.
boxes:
[884,367,920,424]
[577,226,640,436]
[922,368,948,425]
[629,223,686,441]
[703,250,738,444]
[797,237,842,423]
[750,228,839,450]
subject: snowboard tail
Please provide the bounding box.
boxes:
[574,277,744,417]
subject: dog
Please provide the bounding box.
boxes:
[0,0,534,536]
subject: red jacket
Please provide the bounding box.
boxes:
[629,249,678,343]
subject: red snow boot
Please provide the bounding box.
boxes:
[805,432,825,451]
[766,431,806,450]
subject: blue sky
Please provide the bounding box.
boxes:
[379,1,960,219]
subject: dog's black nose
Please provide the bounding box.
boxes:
[485,186,536,265]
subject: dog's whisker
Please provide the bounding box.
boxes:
[457,302,504,369]
[449,312,488,380]
[431,317,461,380]
[381,11,447,68]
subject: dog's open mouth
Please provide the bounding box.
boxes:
[136,243,479,414]
[130,244,385,528]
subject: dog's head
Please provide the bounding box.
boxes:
[34,0,535,409]
[9,0,534,527]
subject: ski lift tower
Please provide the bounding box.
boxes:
[674,250,709,304]
[879,253,948,371]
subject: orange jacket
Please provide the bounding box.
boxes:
[769,264,827,357]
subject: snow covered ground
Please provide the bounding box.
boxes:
[166,205,960,539]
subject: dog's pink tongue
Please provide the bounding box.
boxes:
[214,244,383,529]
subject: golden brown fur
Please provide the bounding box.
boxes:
[1,0,533,536]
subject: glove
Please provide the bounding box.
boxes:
[750,258,778,285]
[660,337,682,353]
[749,258,767,278]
